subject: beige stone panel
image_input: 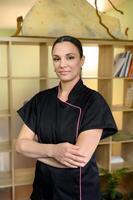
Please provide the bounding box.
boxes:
[22,0,125,39]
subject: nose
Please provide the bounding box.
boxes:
[60,58,67,68]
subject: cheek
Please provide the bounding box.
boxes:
[53,63,59,72]
[72,61,81,70]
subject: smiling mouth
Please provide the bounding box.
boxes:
[59,71,70,75]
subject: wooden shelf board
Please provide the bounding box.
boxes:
[14,168,35,186]
[11,76,46,80]
[0,171,12,188]
[98,77,112,80]
[82,76,112,79]
[0,110,11,117]
[10,76,58,80]
[99,137,111,145]
[111,105,133,112]
[111,161,133,172]
[124,77,133,80]
[0,141,11,152]
[112,132,133,143]
[113,77,133,80]
[0,76,10,79]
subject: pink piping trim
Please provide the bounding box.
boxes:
[62,101,82,200]
[64,102,81,139]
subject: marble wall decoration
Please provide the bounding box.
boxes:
[22,0,125,39]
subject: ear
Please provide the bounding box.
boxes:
[80,55,85,67]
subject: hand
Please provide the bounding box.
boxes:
[52,142,87,168]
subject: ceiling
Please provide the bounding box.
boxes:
[0,0,126,30]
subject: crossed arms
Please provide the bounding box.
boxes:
[16,124,102,168]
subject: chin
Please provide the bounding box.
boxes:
[60,76,79,83]
[60,77,71,82]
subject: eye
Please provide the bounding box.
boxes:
[53,57,60,62]
[67,56,75,60]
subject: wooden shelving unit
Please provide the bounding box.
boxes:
[0,37,133,199]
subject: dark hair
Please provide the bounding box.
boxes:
[52,35,83,58]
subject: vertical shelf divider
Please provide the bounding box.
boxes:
[8,41,15,200]
[40,43,49,90]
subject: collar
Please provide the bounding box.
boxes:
[67,79,85,103]
[57,79,85,104]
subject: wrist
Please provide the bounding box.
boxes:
[46,144,55,158]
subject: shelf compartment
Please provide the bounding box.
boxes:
[98,79,112,106]
[15,168,35,186]
[82,78,98,91]
[112,111,123,130]
[95,144,110,170]
[0,43,8,77]
[0,117,11,144]
[40,78,59,91]
[0,171,12,188]
[12,79,40,110]
[11,44,40,77]
[15,185,32,200]
[112,78,124,106]
[0,79,9,111]
[111,142,133,171]
[82,45,99,78]
[14,151,35,169]
[124,79,133,109]
[11,114,23,139]
[0,152,11,174]
[98,45,113,77]
[123,111,133,133]
[0,141,11,152]
[122,142,133,171]
[0,187,12,200]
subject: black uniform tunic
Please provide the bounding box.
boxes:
[17,79,117,200]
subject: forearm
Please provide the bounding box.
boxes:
[16,138,54,158]
[75,129,102,166]
[16,138,84,168]
[16,124,88,168]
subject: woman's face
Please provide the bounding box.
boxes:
[52,41,85,82]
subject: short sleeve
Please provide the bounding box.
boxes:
[17,94,38,134]
[80,92,118,139]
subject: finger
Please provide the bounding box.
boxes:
[70,154,87,163]
[64,159,85,167]
[68,149,86,157]
[63,162,78,168]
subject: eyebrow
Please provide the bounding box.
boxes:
[52,53,76,57]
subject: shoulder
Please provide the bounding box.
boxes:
[28,86,58,107]
[82,84,106,104]
[34,86,57,99]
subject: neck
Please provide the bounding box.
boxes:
[58,77,80,101]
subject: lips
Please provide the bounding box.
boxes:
[59,71,70,75]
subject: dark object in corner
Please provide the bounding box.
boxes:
[12,16,23,37]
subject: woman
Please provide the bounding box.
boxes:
[16,35,117,200]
